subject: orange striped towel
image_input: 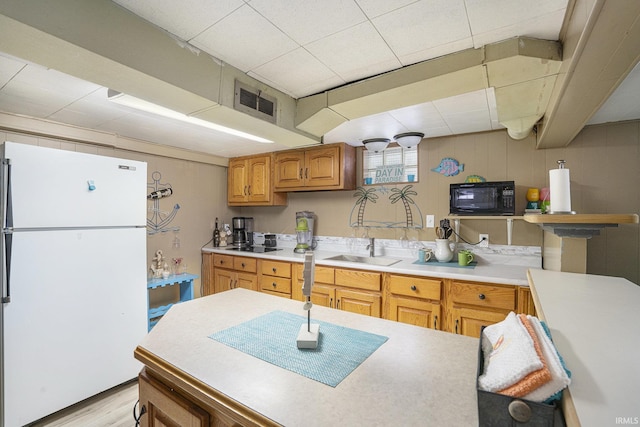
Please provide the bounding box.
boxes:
[498,314,552,397]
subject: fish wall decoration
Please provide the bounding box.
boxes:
[431,157,464,177]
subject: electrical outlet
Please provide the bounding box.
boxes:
[479,234,489,248]
[426,215,435,228]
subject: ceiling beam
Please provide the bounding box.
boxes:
[536,0,640,148]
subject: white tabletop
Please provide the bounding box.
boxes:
[528,269,640,427]
[137,288,480,426]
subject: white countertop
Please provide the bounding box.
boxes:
[203,245,532,286]
[137,288,480,426]
[528,269,640,427]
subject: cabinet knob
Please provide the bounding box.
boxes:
[241,262,245,268]
[478,293,486,300]
[272,267,277,273]
[272,282,277,287]
[410,285,417,291]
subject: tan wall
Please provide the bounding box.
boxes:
[3,117,638,284]
[237,122,640,284]
[1,130,231,298]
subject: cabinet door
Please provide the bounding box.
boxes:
[311,284,336,308]
[274,151,305,189]
[336,289,381,317]
[202,253,214,296]
[450,307,507,338]
[213,269,234,293]
[247,156,270,203]
[227,159,248,203]
[305,145,340,188]
[389,296,441,330]
[236,272,258,291]
[139,371,209,427]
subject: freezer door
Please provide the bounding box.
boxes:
[2,228,147,427]
[3,142,146,228]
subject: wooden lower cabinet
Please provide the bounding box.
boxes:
[202,253,258,296]
[385,274,443,330]
[259,259,292,298]
[449,306,508,337]
[203,252,533,336]
[336,288,381,317]
[388,296,441,330]
[138,369,209,427]
[214,269,258,293]
[138,368,271,427]
[446,280,517,338]
[292,264,381,317]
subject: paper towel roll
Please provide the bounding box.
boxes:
[549,168,572,213]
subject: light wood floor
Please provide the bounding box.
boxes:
[28,380,139,427]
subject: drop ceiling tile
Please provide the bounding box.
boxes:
[356,0,420,19]
[249,0,367,45]
[465,0,568,36]
[372,0,471,58]
[0,55,25,87]
[249,48,344,98]
[190,4,298,72]
[306,22,401,83]
[323,111,404,144]
[471,9,567,48]
[398,37,474,66]
[49,88,129,129]
[113,0,245,40]
[589,61,640,124]
[388,102,448,129]
[433,89,489,115]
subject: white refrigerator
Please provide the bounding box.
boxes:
[0,142,148,427]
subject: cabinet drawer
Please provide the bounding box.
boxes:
[261,276,292,294]
[233,256,257,273]
[449,281,516,311]
[335,269,381,291]
[261,260,291,278]
[388,275,442,300]
[295,264,334,284]
[213,254,234,268]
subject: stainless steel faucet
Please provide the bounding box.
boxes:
[367,237,375,257]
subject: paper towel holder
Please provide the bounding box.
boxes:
[548,160,577,215]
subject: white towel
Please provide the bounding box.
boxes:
[478,312,543,392]
[522,316,571,402]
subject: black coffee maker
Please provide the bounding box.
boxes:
[232,217,254,248]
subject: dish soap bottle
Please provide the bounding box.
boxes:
[213,217,221,247]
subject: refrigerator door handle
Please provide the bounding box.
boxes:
[2,158,12,303]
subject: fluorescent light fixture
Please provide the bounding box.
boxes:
[107,89,273,143]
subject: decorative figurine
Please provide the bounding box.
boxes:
[150,249,166,278]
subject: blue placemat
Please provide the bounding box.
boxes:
[209,310,388,387]
[412,259,477,268]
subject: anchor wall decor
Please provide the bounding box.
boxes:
[147,171,180,235]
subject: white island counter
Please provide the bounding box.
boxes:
[528,269,640,427]
[135,288,480,426]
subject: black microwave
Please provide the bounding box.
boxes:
[450,181,515,216]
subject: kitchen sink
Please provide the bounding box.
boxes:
[323,254,401,266]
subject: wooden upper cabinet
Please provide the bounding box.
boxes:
[227,154,287,206]
[274,143,356,191]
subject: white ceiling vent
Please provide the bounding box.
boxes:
[234,80,277,124]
